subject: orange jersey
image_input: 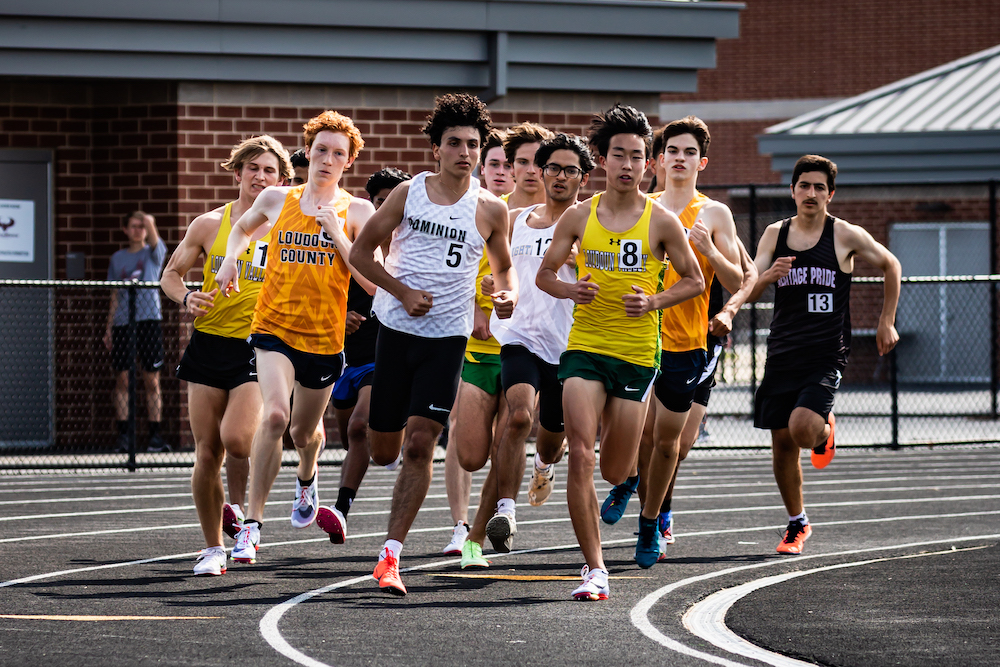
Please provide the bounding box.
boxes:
[251,185,352,355]
[660,191,715,352]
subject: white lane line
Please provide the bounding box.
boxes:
[683,546,991,667]
[631,534,1000,667]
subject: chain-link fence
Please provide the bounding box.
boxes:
[2,181,998,471]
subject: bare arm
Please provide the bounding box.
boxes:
[709,237,759,337]
[337,196,381,295]
[536,203,599,304]
[747,224,790,303]
[160,211,221,317]
[143,214,161,250]
[631,206,704,316]
[842,222,901,355]
[216,187,284,295]
[690,202,743,294]
[481,196,517,319]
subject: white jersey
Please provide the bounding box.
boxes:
[490,205,574,365]
[373,171,485,338]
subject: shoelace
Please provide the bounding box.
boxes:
[784,521,805,543]
[634,522,658,548]
[608,483,632,505]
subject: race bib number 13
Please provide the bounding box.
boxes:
[807,293,832,313]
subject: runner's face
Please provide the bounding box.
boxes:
[542,149,586,203]
[291,166,308,186]
[236,152,282,201]
[601,133,648,193]
[308,131,354,186]
[371,187,393,210]
[434,127,480,179]
[481,145,512,197]
[792,171,834,215]
[661,133,706,184]
[512,142,542,195]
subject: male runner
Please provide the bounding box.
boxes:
[749,154,900,555]
[480,128,513,198]
[536,104,703,600]
[216,111,376,564]
[161,135,291,575]
[289,148,309,186]
[502,122,553,209]
[350,93,517,596]
[315,167,411,545]
[458,133,594,568]
[630,117,745,568]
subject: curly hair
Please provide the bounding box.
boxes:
[586,104,652,159]
[533,133,596,174]
[220,135,293,180]
[422,93,492,146]
[302,111,364,161]
[365,167,413,200]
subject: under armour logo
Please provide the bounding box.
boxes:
[608,238,620,246]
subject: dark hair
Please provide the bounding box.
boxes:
[533,133,596,174]
[661,116,711,157]
[422,93,492,146]
[502,122,554,164]
[365,167,412,199]
[289,148,309,169]
[651,127,666,159]
[125,210,147,227]
[479,128,508,167]
[792,154,838,190]
[586,104,652,158]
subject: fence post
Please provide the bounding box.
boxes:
[990,180,997,419]
[127,282,137,472]
[890,346,899,450]
[748,184,758,402]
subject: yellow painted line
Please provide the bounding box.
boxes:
[426,573,650,581]
[0,614,220,621]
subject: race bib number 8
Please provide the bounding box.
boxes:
[807,293,833,313]
[618,238,642,271]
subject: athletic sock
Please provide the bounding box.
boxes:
[116,420,128,435]
[788,512,808,525]
[625,474,640,491]
[148,421,161,436]
[533,452,551,470]
[298,475,315,488]
[336,487,356,516]
[659,498,672,514]
[383,539,402,560]
[497,497,516,518]
[639,514,657,530]
[244,519,262,529]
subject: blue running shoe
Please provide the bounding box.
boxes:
[634,516,659,569]
[600,476,639,525]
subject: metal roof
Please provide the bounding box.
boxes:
[759,44,1000,184]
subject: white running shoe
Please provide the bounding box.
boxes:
[528,463,555,506]
[572,565,609,601]
[222,503,245,540]
[291,472,319,529]
[193,546,227,576]
[485,510,517,553]
[317,506,347,544]
[442,521,469,555]
[385,450,402,471]
[232,522,260,563]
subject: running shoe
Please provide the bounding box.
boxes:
[316,506,347,544]
[442,521,469,555]
[776,519,812,555]
[114,433,132,453]
[527,462,555,506]
[222,503,245,540]
[600,476,638,525]
[232,522,260,564]
[291,471,319,529]
[485,510,517,553]
[385,450,402,471]
[146,433,171,453]
[657,510,674,562]
[193,546,228,576]
[634,515,660,569]
[572,565,609,601]
[460,540,489,569]
[373,551,406,596]
[811,412,836,469]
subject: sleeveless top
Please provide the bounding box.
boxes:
[767,214,852,369]
[465,252,502,356]
[566,193,665,368]
[196,202,270,339]
[343,277,378,367]
[659,191,715,353]
[490,205,575,365]
[251,185,352,356]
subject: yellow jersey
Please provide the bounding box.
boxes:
[251,185,352,356]
[660,191,714,352]
[566,193,665,368]
[195,202,270,339]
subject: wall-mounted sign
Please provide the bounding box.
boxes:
[0,199,35,264]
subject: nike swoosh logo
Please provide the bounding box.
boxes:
[686,377,697,385]
[428,404,450,412]
[152,360,164,369]
[320,374,334,382]
[449,216,460,220]
[624,386,640,392]
[249,372,257,377]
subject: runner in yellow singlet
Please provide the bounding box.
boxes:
[161,135,292,576]
[215,111,378,565]
[536,104,703,601]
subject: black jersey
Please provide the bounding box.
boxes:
[706,277,725,348]
[343,277,379,367]
[766,215,851,370]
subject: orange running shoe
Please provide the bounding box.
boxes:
[811,412,836,469]
[776,519,812,554]
[373,553,407,596]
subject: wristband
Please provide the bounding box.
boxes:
[183,291,193,308]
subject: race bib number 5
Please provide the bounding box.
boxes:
[807,293,833,313]
[444,242,464,268]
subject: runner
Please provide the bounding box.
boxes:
[536,104,703,600]
[215,111,376,564]
[350,93,517,596]
[458,133,594,568]
[502,121,554,209]
[315,167,412,545]
[161,135,291,576]
[749,154,900,555]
